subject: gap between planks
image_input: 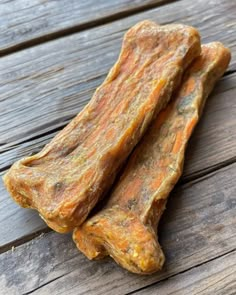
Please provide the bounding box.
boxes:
[1,70,235,173]
[127,248,236,295]
[180,155,236,184]
[0,70,235,252]
[0,0,180,57]
[1,0,236,150]
[1,0,235,257]
[0,228,51,255]
[1,162,235,294]
[1,160,235,255]
[0,69,235,156]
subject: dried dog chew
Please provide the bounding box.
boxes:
[73,43,231,274]
[3,21,200,233]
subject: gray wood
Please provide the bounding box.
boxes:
[0,173,46,253]
[0,73,235,250]
[1,0,235,293]
[183,74,236,180]
[0,0,236,149]
[1,163,235,294]
[0,0,168,54]
[1,73,235,173]
[134,250,236,295]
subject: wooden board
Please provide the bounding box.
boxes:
[0,0,169,55]
[1,73,235,173]
[1,0,235,293]
[134,250,236,295]
[0,172,47,253]
[0,73,235,250]
[183,73,236,181]
[1,163,235,294]
[0,0,236,149]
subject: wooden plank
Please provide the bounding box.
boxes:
[1,73,235,174]
[0,173,46,252]
[134,250,236,295]
[0,0,236,148]
[1,163,235,294]
[0,73,235,250]
[0,0,169,54]
[183,73,236,180]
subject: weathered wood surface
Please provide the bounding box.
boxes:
[0,0,236,150]
[1,163,235,294]
[134,250,236,295]
[1,0,235,293]
[1,72,235,250]
[0,172,46,253]
[1,73,235,172]
[0,0,168,54]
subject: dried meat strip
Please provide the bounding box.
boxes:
[73,42,231,274]
[3,21,200,233]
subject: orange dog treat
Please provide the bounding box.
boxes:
[73,43,231,274]
[3,21,200,233]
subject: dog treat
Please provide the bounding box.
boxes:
[3,21,200,233]
[73,43,231,274]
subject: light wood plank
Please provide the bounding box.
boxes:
[134,250,236,295]
[0,163,235,294]
[0,0,236,148]
[0,0,168,54]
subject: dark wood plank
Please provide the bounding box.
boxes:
[1,163,235,294]
[0,0,169,54]
[0,73,235,250]
[134,250,236,295]
[0,0,236,148]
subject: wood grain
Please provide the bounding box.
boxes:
[1,73,235,174]
[183,73,236,180]
[0,73,235,250]
[0,0,236,149]
[134,250,236,295]
[1,0,235,292]
[1,163,235,294]
[0,173,46,252]
[0,0,169,54]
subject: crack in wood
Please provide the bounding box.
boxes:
[22,272,70,295]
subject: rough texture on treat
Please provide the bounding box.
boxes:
[73,42,231,274]
[3,21,201,233]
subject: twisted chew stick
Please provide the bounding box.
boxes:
[73,43,231,274]
[3,21,200,233]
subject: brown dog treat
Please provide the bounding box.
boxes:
[3,21,200,233]
[73,43,231,274]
